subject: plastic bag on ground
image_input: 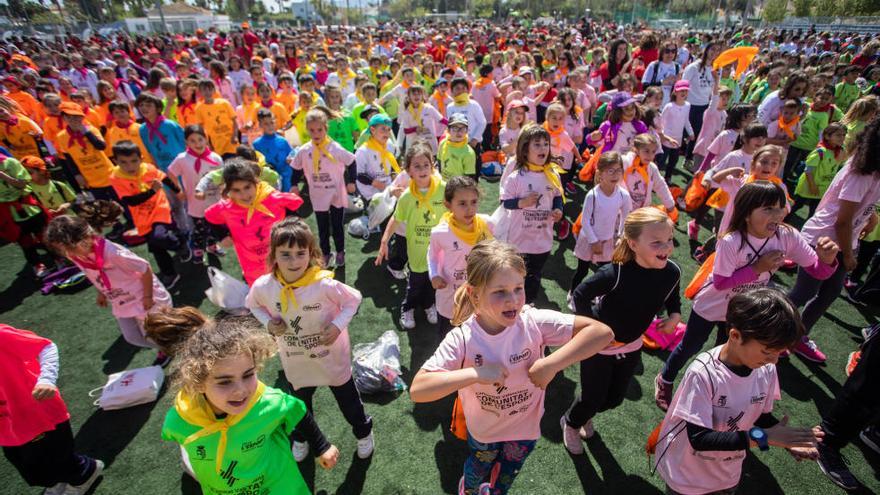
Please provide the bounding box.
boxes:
[367,189,397,229]
[205,267,250,313]
[352,330,407,394]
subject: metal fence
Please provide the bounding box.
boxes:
[769,16,880,34]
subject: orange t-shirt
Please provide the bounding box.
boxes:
[84,108,104,131]
[109,162,172,235]
[56,125,114,188]
[177,102,199,129]
[7,90,43,123]
[256,101,291,128]
[195,99,237,155]
[41,113,65,153]
[276,91,297,115]
[104,122,152,164]
[0,115,42,159]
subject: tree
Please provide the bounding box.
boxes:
[762,0,788,21]
[792,0,812,16]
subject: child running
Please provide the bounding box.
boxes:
[167,125,223,264]
[410,239,614,495]
[428,176,494,334]
[653,288,823,495]
[290,109,356,267]
[45,210,172,365]
[571,152,632,293]
[655,181,839,410]
[621,133,675,211]
[792,123,847,218]
[376,142,447,329]
[204,159,303,285]
[245,217,374,462]
[149,306,339,495]
[499,124,564,303]
[1,324,104,495]
[563,207,681,452]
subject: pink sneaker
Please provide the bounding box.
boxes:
[687,219,699,240]
[793,338,827,363]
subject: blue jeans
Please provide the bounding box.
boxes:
[463,434,536,495]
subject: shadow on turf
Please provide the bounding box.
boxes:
[565,432,663,494]
[0,266,40,312]
[75,390,163,467]
[101,336,143,373]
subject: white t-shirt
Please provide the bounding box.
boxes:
[682,61,715,107]
[422,307,574,443]
[660,101,695,144]
[642,60,681,105]
[655,346,780,495]
[574,185,631,262]
[801,162,880,249]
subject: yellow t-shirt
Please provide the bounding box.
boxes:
[56,125,114,188]
[195,99,237,156]
[104,122,152,164]
[0,115,42,159]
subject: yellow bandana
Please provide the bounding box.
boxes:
[365,137,400,175]
[175,382,266,474]
[275,265,334,314]
[439,134,468,163]
[525,161,566,203]
[442,211,492,246]
[232,181,275,224]
[112,163,150,192]
[311,136,337,174]
[409,173,441,209]
[453,93,470,106]
[408,102,424,128]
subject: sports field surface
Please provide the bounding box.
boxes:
[1,172,879,495]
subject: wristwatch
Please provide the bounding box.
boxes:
[749,427,769,451]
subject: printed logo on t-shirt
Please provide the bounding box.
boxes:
[509,349,532,365]
[221,460,239,487]
[725,411,745,432]
[750,393,767,404]
[241,434,265,452]
[195,445,207,459]
[302,303,321,312]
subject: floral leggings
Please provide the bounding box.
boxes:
[463,434,536,495]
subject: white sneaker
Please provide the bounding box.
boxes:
[425,305,438,325]
[43,483,68,495]
[387,266,407,280]
[567,291,575,312]
[357,431,375,459]
[62,459,104,495]
[560,416,584,455]
[292,441,310,462]
[399,309,416,329]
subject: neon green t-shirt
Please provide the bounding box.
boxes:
[30,179,76,211]
[795,147,845,199]
[393,178,447,273]
[791,106,844,151]
[439,142,476,180]
[161,385,310,495]
[835,82,861,112]
[328,113,358,152]
[0,157,41,221]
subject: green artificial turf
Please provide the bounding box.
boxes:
[1,171,879,495]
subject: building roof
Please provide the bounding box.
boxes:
[146,2,213,17]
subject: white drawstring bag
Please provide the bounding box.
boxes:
[367,189,397,229]
[490,205,511,242]
[205,267,250,312]
[89,365,165,410]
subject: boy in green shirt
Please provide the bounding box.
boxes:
[0,154,49,275]
[21,155,75,216]
[438,113,477,181]
[784,86,843,183]
[836,66,862,113]
[793,123,847,217]
[376,142,446,329]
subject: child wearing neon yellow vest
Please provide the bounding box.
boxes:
[376,142,447,330]
[438,113,476,181]
[153,306,339,495]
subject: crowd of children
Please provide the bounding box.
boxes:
[2,19,880,495]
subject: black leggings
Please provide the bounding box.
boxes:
[147,222,182,277]
[3,420,97,487]
[661,310,727,383]
[15,212,47,267]
[685,104,708,160]
[289,377,373,441]
[566,350,642,427]
[388,233,408,272]
[821,331,880,449]
[403,270,435,312]
[315,206,345,255]
[657,145,683,182]
[522,251,550,303]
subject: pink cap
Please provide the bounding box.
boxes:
[505,99,527,112]
[673,80,690,92]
